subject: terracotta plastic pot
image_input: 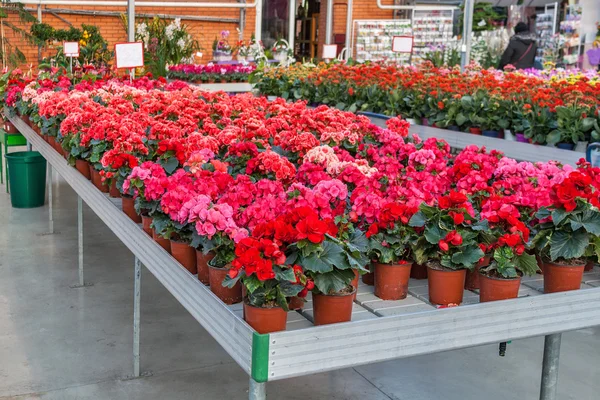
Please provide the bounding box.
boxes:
[362,264,374,285]
[543,261,585,293]
[90,169,109,193]
[209,265,242,304]
[351,269,359,300]
[196,251,215,285]
[170,240,197,274]
[288,296,305,310]
[43,134,49,143]
[244,303,287,334]
[374,262,412,300]
[585,260,595,271]
[469,127,482,135]
[410,263,428,279]
[47,136,57,148]
[152,229,171,254]
[3,120,19,134]
[465,256,490,291]
[312,288,356,325]
[121,196,141,222]
[21,115,30,126]
[53,140,63,154]
[427,265,467,306]
[75,160,92,179]
[141,215,153,236]
[479,274,521,302]
[109,180,121,198]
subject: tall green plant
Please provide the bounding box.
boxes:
[0,1,38,68]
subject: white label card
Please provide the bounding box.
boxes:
[392,36,413,53]
[322,44,338,59]
[63,42,79,57]
[115,42,144,69]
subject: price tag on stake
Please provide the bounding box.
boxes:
[392,36,413,53]
[63,42,79,57]
[115,42,145,69]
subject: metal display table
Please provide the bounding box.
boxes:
[188,82,253,93]
[7,112,600,400]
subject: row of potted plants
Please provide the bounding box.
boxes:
[250,62,600,150]
[4,68,599,335]
[167,64,256,84]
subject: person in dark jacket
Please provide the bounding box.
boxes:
[498,22,538,70]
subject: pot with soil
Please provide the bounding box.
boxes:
[3,120,19,134]
[196,250,215,285]
[312,286,356,325]
[170,240,197,274]
[121,195,142,222]
[109,180,121,198]
[361,264,374,285]
[141,215,153,236]
[410,263,428,279]
[90,168,109,193]
[479,272,521,302]
[152,229,172,253]
[288,296,305,310]
[351,269,360,300]
[75,159,91,179]
[209,265,242,304]
[243,302,288,333]
[374,261,412,300]
[543,259,585,293]
[465,256,490,291]
[427,262,467,306]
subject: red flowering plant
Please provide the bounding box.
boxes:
[409,190,487,270]
[479,197,539,278]
[285,206,370,295]
[533,168,600,264]
[224,218,310,310]
[365,202,418,264]
[123,161,168,217]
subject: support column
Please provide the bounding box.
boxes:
[539,333,562,400]
[325,0,333,45]
[77,195,84,287]
[461,0,475,69]
[48,164,54,234]
[288,0,295,52]
[249,379,266,400]
[255,0,263,42]
[344,0,354,59]
[133,257,142,377]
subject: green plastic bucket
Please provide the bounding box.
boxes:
[5,151,47,208]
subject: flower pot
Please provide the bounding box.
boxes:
[196,250,215,285]
[504,129,515,141]
[141,215,153,236]
[209,265,242,304]
[421,118,430,126]
[47,136,57,148]
[152,229,171,253]
[469,127,482,135]
[75,160,92,179]
[482,130,501,138]
[585,260,595,271]
[3,120,19,134]
[121,196,141,222]
[410,263,428,279]
[515,133,528,143]
[244,302,287,333]
[556,142,575,151]
[21,115,30,126]
[53,140,63,154]
[109,180,121,198]
[62,148,69,159]
[351,269,359,300]
[479,274,521,302]
[427,265,466,306]
[447,125,460,131]
[374,262,412,300]
[288,296,305,310]
[170,240,197,274]
[361,264,374,285]
[543,261,585,293]
[90,168,109,193]
[465,256,490,291]
[43,134,49,143]
[312,288,356,326]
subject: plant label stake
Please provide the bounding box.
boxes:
[63,42,79,75]
[115,42,144,84]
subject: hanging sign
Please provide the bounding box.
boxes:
[63,42,80,57]
[392,36,414,53]
[322,44,338,59]
[114,42,145,69]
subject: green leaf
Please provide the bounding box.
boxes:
[455,113,467,126]
[408,211,426,227]
[243,275,262,294]
[551,208,568,225]
[582,118,595,132]
[569,209,600,235]
[274,266,296,282]
[549,230,588,261]
[301,241,347,273]
[313,269,355,294]
[424,224,443,245]
[277,281,304,297]
[535,207,551,220]
[515,253,540,276]
[451,246,484,268]
[160,157,179,174]
[546,130,561,145]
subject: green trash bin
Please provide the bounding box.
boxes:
[5,151,47,208]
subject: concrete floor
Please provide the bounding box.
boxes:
[0,173,599,400]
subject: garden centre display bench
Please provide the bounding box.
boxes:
[189,82,253,93]
[7,112,600,400]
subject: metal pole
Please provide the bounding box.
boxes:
[461,0,475,69]
[254,0,262,42]
[249,379,266,400]
[127,0,135,81]
[133,257,142,377]
[325,0,333,45]
[540,333,562,400]
[48,165,54,234]
[26,142,32,151]
[344,0,353,60]
[78,195,84,287]
[238,0,246,40]
[288,0,295,52]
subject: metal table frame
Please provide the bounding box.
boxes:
[7,112,600,400]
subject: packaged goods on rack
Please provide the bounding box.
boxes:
[535,11,557,64]
[353,20,412,63]
[559,5,582,68]
[412,9,455,64]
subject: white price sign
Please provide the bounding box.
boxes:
[392,36,413,53]
[115,42,145,69]
[63,42,79,57]
[322,44,338,59]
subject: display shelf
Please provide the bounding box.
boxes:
[411,9,455,64]
[352,19,413,63]
[559,4,583,67]
[535,4,558,64]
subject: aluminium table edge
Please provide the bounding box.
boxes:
[6,111,255,375]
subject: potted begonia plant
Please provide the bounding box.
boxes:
[533,169,600,293]
[365,202,417,300]
[225,218,309,333]
[286,207,369,325]
[479,198,539,302]
[410,190,487,305]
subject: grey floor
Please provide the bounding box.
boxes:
[1,173,599,400]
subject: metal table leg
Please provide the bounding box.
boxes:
[48,165,54,234]
[249,379,266,400]
[26,142,32,151]
[133,257,142,378]
[71,196,91,288]
[540,333,562,400]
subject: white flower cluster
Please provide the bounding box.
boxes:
[136,22,149,48]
